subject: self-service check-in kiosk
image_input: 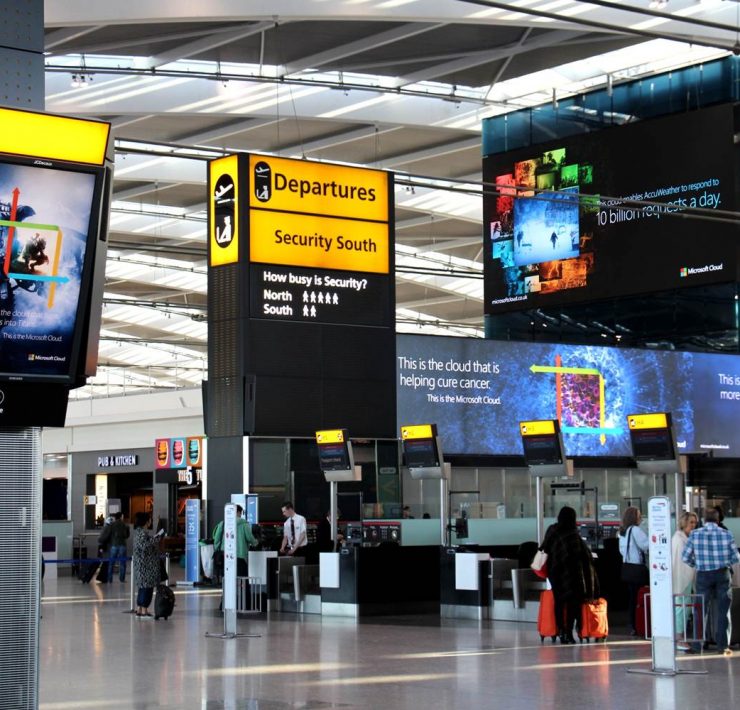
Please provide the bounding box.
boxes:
[627,412,686,514]
[400,424,450,546]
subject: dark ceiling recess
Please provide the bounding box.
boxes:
[485,283,739,353]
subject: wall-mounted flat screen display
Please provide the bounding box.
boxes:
[482,104,736,313]
[0,156,103,383]
[397,333,740,458]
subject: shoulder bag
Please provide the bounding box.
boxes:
[620,527,649,586]
[530,549,548,579]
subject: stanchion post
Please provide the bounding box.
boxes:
[123,557,136,614]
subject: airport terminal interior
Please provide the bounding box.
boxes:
[2,2,740,709]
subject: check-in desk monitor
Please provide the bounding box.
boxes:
[520,420,568,477]
[627,412,678,476]
[401,423,447,480]
[316,428,361,482]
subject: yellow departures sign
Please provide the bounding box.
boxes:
[0,107,109,165]
[520,420,557,436]
[248,154,390,274]
[627,413,669,430]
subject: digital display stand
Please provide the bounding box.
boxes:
[520,420,572,543]
[316,429,361,546]
[400,424,450,545]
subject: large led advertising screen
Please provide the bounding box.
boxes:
[0,157,103,382]
[397,334,740,458]
[482,104,737,313]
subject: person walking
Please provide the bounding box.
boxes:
[541,506,597,644]
[682,507,740,656]
[132,512,163,619]
[107,512,130,583]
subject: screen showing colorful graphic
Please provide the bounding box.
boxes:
[397,334,740,457]
[483,104,736,312]
[0,159,100,381]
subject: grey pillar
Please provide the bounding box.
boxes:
[0,2,46,708]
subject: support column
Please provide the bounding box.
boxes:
[0,2,46,708]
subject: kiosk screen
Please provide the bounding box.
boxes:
[629,428,675,461]
[403,438,440,469]
[317,441,351,471]
[522,434,563,465]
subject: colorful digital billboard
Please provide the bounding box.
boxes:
[482,104,737,312]
[397,334,740,458]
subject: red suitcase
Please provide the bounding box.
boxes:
[635,586,651,638]
[538,589,558,643]
[579,597,608,642]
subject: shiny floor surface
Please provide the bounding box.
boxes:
[41,575,740,710]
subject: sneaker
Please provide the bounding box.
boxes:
[683,646,700,655]
[676,642,690,652]
[720,648,732,657]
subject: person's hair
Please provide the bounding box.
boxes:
[705,508,720,524]
[236,505,244,516]
[557,506,577,530]
[713,505,725,523]
[282,501,294,511]
[134,512,150,529]
[113,512,123,521]
[620,506,641,535]
[678,511,697,532]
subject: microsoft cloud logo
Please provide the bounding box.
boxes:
[680,267,688,278]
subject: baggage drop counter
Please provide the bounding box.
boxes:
[320,545,440,617]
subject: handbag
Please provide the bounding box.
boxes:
[531,549,548,579]
[620,527,649,586]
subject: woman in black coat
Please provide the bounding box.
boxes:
[541,506,597,644]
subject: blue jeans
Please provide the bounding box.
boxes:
[137,586,154,608]
[108,545,127,582]
[695,568,732,651]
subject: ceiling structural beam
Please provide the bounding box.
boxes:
[110,114,157,130]
[398,295,468,309]
[45,25,106,51]
[112,183,182,201]
[378,137,481,168]
[485,27,532,98]
[412,237,482,253]
[281,23,445,77]
[174,117,278,146]
[394,29,584,88]
[396,215,455,231]
[279,125,403,156]
[144,21,278,69]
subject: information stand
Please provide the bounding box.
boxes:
[206,503,260,640]
[400,424,450,546]
[627,496,705,677]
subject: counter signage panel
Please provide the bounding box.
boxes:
[249,263,390,326]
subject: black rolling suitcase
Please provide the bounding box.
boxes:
[80,560,100,583]
[96,561,110,583]
[154,583,175,620]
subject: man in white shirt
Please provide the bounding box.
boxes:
[280,501,307,557]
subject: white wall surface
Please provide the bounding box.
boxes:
[42,388,204,454]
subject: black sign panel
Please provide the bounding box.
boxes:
[249,263,390,326]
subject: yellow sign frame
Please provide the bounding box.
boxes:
[627,413,669,430]
[316,429,346,444]
[520,420,557,436]
[401,424,436,440]
[209,154,240,267]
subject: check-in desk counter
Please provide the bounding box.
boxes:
[440,548,493,620]
[490,559,547,622]
[320,545,440,618]
[247,550,278,611]
[267,555,321,614]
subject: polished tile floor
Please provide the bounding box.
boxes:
[40,573,740,710]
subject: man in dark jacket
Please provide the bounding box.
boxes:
[107,512,130,583]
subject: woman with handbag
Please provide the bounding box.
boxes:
[541,506,597,644]
[619,506,649,636]
[672,511,697,649]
